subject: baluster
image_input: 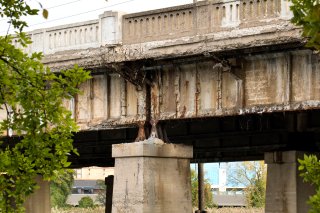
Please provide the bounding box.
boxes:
[163,15,168,35]
[267,0,274,17]
[181,12,186,31]
[64,31,68,47]
[84,28,88,43]
[95,26,99,42]
[169,14,174,33]
[213,6,220,28]
[157,16,162,35]
[176,13,180,32]
[152,17,156,36]
[144,18,149,36]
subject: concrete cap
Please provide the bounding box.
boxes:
[112,137,193,158]
[264,151,310,164]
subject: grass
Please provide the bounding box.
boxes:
[52,207,264,213]
[209,208,264,213]
[51,207,105,213]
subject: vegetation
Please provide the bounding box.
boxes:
[290,0,320,49]
[191,169,215,209]
[298,155,320,213]
[0,1,90,212]
[78,196,95,208]
[51,170,75,208]
[290,1,320,212]
[228,161,266,208]
[95,179,106,205]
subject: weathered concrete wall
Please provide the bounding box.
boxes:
[149,50,320,121]
[122,0,292,44]
[43,21,301,72]
[112,138,193,213]
[20,0,294,58]
[2,50,318,131]
[265,151,315,213]
[74,73,146,130]
[58,50,319,130]
[6,0,309,131]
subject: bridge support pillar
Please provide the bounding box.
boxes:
[265,151,315,213]
[25,175,51,213]
[111,138,193,213]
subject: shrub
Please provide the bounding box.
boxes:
[78,196,95,208]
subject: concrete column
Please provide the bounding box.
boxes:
[112,138,193,213]
[265,151,315,213]
[25,176,51,213]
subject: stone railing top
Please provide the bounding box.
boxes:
[122,2,195,19]
[122,0,293,44]
[15,11,123,55]
[18,0,294,56]
[30,19,99,34]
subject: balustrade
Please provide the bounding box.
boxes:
[13,1,292,53]
[13,11,122,55]
[123,0,292,44]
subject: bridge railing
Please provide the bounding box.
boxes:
[122,0,293,44]
[14,11,123,55]
[14,1,293,53]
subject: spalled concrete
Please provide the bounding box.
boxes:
[111,138,193,213]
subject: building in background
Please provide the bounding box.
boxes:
[67,167,114,206]
[69,164,246,207]
[192,162,246,207]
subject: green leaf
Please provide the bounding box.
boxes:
[0,1,90,211]
[42,9,48,19]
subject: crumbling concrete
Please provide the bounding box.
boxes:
[6,0,315,133]
[111,138,193,213]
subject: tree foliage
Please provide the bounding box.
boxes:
[298,154,320,213]
[78,196,95,208]
[95,179,106,206]
[50,170,75,208]
[0,1,91,212]
[191,169,214,209]
[290,0,320,49]
[228,161,266,208]
[290,2,320,212]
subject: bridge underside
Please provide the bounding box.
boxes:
[71,109,320,168]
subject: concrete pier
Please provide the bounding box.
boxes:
[25,176,51,213]
[265,151,315,213]
[111,138,193,213]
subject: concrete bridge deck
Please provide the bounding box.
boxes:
[6,0,320,168]
[12,1,320,212]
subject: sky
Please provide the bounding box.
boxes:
[0,0,194,35]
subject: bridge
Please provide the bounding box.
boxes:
[14,0,320,212]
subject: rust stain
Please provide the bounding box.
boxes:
[151,85,159,119]
[195,67,200,116]
[180,106,186,118]
[135,121,146,142]
[185,80,189,88]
